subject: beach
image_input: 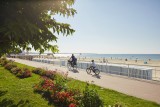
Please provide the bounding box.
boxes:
[11,54,160,80]
[73,57,160,81]
[40,55,160,81]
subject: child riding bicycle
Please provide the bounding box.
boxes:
[86,60,100,75]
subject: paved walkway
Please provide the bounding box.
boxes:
[10,58,160,104]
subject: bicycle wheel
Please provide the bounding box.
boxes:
[86,68,91,74]
[67,62,72,71]
[94,69,100,75]
[73,64,77,70]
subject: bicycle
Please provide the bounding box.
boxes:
[86,66,100,75]
[67,60,77,71]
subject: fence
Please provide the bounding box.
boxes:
[32,58,160,81]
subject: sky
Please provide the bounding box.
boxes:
[53,0,160,54]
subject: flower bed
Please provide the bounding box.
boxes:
[34,78,80,107]
[0,58,32,78]
[32,67,103,107]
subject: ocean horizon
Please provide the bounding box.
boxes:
[79,53,160,61]
[27,52,160,61]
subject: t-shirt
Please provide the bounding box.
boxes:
[91,62,96,67]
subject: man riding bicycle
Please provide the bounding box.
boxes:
[91,60,96,72]
[69,54,77,66]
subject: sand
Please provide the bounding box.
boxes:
[33,56,160,80]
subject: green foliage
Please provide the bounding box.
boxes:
[32,68,46,75]
[0,57,9,66]
[11,67,21,74]
[80,83,103,107]
[44,70,57,80]
[15,67,32,78]
[1,58,32,78]
[4,63,17,70]
[0,0,76,56]
[54,73,68,91]
[0,66,51,107]
[34,77,80,107]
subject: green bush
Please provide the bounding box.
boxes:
[11,67,21,74]
[54,73,68,91]
[34,78,80,107]
[0,59,9,66]
[23,68,32,77]
[80,84,103,107]
[17,68,32,78]
[4,63,17,70]
[32,68,45,75]
[44,70,57,80]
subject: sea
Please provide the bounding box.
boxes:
[28,53,160,61]
[78,54,160,61]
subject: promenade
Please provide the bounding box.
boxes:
[9,58,160,104]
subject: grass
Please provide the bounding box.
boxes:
[1,62,160,107]
[67,79,160,107]
[0,66,52,107]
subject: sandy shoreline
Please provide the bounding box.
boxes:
[32,56,160,81]
[47,56,160,70]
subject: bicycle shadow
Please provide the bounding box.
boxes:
[69,69,79,73]
[91,74,101,79]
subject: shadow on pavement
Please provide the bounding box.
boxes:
[71,69,79,73]
[92,74,101,79]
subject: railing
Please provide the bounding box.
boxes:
[32,58,160,81]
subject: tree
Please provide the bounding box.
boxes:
[0,0,76,56]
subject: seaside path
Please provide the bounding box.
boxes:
[9,58,160,104]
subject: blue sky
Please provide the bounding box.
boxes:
[54,0,160,54]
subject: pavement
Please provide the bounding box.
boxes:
[9,58,160,104]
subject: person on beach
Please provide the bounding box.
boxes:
[103,58,105,63]
[70,54,77,65]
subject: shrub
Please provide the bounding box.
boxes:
[16,71,23,78]
[44,70,57,80]
[11,67,21,74]
[34,79,55,92]
[4,63,17,70]
[32,68,45,75]
[16,68,32,78]
[0,59,9,66]
[34,78,80,107]
[80,84,103,107]
[54,73,68,91]
[52,91,78,106]
[23,68,32,77]
[0,57,7,62]
[69,103,77,107]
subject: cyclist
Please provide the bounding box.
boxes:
[69,54,77,66]
[91,60,96,72]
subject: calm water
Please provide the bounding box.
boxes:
[28,52,160,61]
[79,54,160,61]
